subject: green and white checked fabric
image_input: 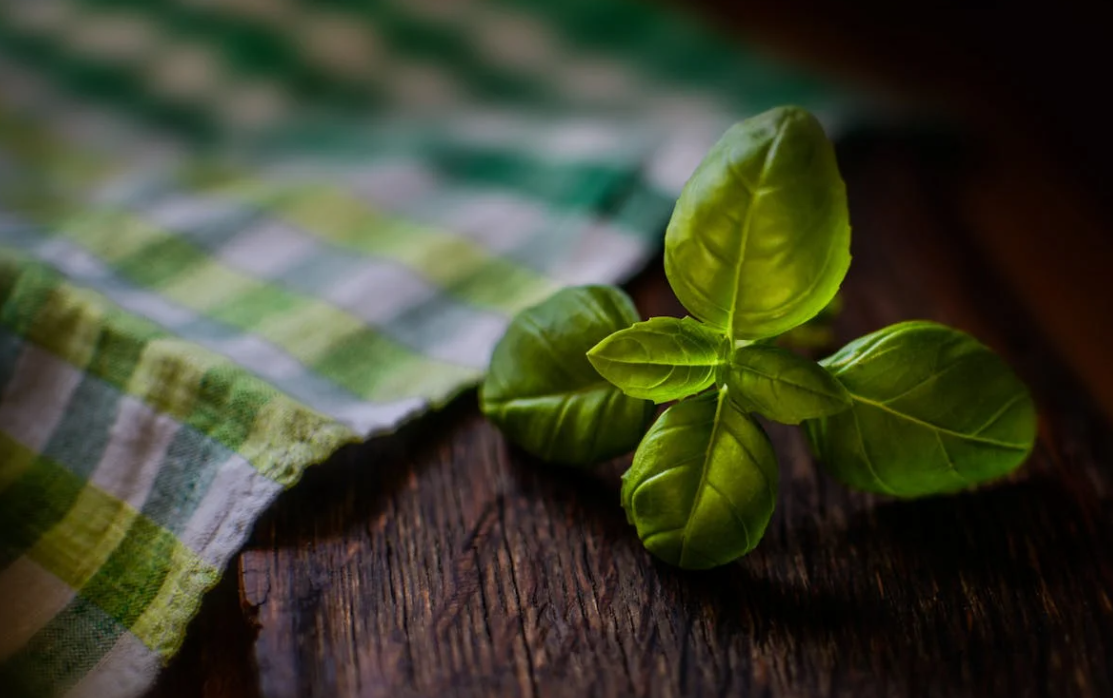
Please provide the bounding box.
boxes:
[0,0,863,695]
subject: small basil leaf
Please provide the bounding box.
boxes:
[664,106,851,341]
[806,321,1037,497]
[724,344,852,424]
[480,285,655,466]
[587,316,725,403]
[621,388,778,569]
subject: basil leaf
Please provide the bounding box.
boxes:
[664,106,851,340]
[587,316,725,403]
[724,344,852,424]
[621,388,778,569]
[480,285,655,466]
[805,321,1037,496]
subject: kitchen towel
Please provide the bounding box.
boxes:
[0,0,860,695]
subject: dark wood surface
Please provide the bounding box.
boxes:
[145,133,1113,697]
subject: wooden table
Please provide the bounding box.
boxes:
[145,126,1113,697]
[146,4,1113,694]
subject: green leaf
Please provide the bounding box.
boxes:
[805,321,1037,497]
[480,285,655,466]
[587,316,725,403]
[724,344,852,424]
[777,291,843,351]
[664,106,851,340]
[621,388,779,569]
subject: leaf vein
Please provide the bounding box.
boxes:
[852,395,1029,451]
[726,123,785,334]
[516,312,590,385]
[586,387,618,460]
[627,456,705,506]
[735,362,841,400]
[731,418,778,507]
[934,430,971,486]
[850,407,898,495]
[703,479,753,553]
[673,259,731,316]
[877,358,970,405]
[679,391,726,567]
[971,392,1028,436]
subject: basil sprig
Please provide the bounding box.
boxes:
[481,106,1037,569]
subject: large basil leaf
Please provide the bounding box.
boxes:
[805,321,1037,496]
[621,388,778,569]
[480,285,655,466]
[724,344,851,424]
[587,316,725,403]
[664,106,851,340]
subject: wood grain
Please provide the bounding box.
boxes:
[146,134,1113,698]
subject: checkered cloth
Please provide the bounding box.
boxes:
[0,0,860,695]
